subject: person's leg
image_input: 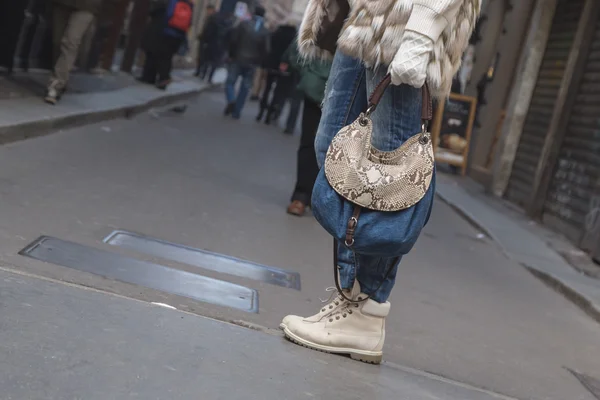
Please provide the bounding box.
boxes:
[141,52,158,83]
[224,63,240,115]
[284,89,303,133]
[266,74,291,124]
[257,72,276,120]
[352,69,423,303]
[195,42,205,76]
[155,55,171,88]
[288,97,321,215]
[232,66,255,119]
[313,52,369,293]
[250,68,264,100]
[51,10,95,90]
[51,3,70,65]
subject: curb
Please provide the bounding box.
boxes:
[0,85,211,146]
[435,191,600,324]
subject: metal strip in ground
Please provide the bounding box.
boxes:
[19,236,258,313]
[103,230,301,290]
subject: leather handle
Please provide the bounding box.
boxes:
[367,73,432,122]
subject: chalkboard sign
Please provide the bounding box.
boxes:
[430,93,477,175]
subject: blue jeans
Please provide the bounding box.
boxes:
[225,64,255,118]
[315,52,433,303]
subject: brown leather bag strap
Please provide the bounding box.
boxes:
[367,73,432,122]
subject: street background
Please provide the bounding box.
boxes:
[0,87,599,400]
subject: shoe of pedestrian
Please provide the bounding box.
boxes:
[224,103,234,116]
[156,79,172,90]
[280,280,360,330]
[256,109,264,122]
[44,81,62,105]
[283,283,389,364]
[287,200,306,216]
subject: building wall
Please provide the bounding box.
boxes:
[466,0,537,186]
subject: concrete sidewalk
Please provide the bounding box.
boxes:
[436,173,600,321]
[0,71,211,144]
[0,268,518,400]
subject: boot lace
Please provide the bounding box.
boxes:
[327,295,364,322]
[319,287,348,313]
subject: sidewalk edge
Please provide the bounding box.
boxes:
[0,85,211,146]
[435,191,600,324]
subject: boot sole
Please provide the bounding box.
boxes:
[283,327,382,364]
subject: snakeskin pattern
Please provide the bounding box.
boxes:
[324,114,435,211]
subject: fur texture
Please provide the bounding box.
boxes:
[298,0,480,99]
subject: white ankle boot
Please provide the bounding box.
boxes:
[279,280,360,329]
[282,283,390,364]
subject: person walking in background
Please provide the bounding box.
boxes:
[223,6,269,119]
[255,24,297,123]
[140,0,193,90]
[45,0,106,104]
[283,41,332,216]
[195,5,225,83]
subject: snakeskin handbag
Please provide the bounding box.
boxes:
[311,74,436,299]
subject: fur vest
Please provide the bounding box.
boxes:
[298,0,480,98]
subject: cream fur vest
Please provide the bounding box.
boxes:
[298,0,480,98]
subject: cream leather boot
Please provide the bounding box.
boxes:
[283,286,390,364]
[279,280,360,330]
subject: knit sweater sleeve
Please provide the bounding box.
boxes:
[405,0,464,42]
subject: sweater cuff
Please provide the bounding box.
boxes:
[405,4,449,43]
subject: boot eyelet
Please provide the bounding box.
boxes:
[343,313,347,318]
[329,319,333,322]
[336,316,340,320]
[321,308,325,312]
[355,304,359,308]
[329,305,333,309]
[348,310,353,314]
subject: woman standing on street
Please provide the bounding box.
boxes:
[281,0,480,363]
[283,41,332,217]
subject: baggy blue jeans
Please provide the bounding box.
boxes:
[225,63,256,118]
[315,52,435,303]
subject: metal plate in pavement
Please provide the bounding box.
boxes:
[19,236,258,313]
[103,230,301,290]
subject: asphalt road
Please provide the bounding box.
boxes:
[0,87,598,399]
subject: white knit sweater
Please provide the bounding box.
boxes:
[298,0,480,98]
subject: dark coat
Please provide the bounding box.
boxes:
[264,25,296,70]
[141,0,189,56]
[228,17,270,67]
[198,13,227,63]
[52,0,104,15]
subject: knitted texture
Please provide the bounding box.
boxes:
[389,31,433,87]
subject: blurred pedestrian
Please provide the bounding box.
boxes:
[223,6,269,119]
[195,5,226,83]
[283,41,332,216]
[255,24,297,123]
[45,0,107,104]
[140,0,194,90]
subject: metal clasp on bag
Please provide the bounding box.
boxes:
[359,105,376,126]
[418,121,430,145]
